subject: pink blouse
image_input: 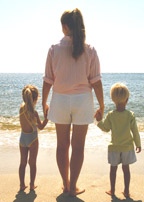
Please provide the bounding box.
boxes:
[43,36,101,94]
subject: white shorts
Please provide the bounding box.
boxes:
[108,150,137,166]
[48,92,94,125]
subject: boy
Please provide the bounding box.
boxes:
[97,83,141,197]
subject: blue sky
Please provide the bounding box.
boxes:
[0,0,144,73]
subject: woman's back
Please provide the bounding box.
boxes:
[44,36,101,94]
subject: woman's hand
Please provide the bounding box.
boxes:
[42,81,52,119]
[43,103,49,119]
[94,106,104,121]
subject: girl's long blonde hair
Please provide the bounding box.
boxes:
[22,85,39,124]
[61,8,85,59]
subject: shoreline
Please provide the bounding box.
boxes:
[0,147,144,201]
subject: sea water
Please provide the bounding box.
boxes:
[0,73,144,150]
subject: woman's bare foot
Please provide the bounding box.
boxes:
[105,190,115,196]
[30,185,38,190]
[19,185,28,191]
[62,181,70,193]
[62,186,69,193]
[122,192,130,198]
[69,187,85,196]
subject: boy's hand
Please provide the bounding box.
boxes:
[136,147,141,153]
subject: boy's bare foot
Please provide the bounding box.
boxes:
[122,192,130,198]
[30,185,38,190]
[69,187,85,196]
[105,190,115,196]
[19,185,28,191]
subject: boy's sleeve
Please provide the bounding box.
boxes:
[97,113,111,132]
[130,112,141,147]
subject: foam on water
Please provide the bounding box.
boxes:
[1,73,144,150]
[0,123,144,151]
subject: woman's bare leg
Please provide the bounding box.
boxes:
[55,124,71,192]
[69,124,88,196]
[29,139,39,190]
[19,145,29,191]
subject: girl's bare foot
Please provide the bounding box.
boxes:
[30,185,38,190]
[19,185,28,191]
[122,192,130,198]
[69,187,85,196]
[106,190,115,196]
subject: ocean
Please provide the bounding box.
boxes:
[0,73,144,150]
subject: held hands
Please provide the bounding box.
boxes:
[94,106,104,122]
[136,147,141,153]
[43,103,49,120]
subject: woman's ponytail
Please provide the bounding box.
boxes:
[61,8,85,59]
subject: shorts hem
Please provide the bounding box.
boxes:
[49,119,94,125]
[108,160,136,166]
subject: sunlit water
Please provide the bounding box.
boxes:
[0,73,144,150]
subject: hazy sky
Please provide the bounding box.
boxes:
[0,0,144,73]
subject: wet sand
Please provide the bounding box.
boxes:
[0,147,144,202]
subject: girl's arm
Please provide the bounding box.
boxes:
[35,111,48,130]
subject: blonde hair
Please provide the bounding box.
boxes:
[61,8,85,59]
[22,85,39,124]
[110,83,129,104]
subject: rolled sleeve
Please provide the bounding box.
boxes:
[89,48,102,84]
[43,46,54,85]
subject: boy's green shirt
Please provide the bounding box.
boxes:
[97,109,141,152]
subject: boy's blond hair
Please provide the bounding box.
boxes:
[110,83,129,104]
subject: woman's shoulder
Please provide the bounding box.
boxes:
[85,43,98,56]
[49,36,71,48]
[85,43,94,50]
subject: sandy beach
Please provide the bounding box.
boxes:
[0,146,144,202]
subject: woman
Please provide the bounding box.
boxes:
[42,8,104,196]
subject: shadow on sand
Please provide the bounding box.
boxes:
[111,195,142,202]
[13,190,37,202]
[56,193,85,202]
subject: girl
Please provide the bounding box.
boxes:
[19,85,48,191]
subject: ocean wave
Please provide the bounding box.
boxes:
[0,116,56,132]
[0,116,144,132]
